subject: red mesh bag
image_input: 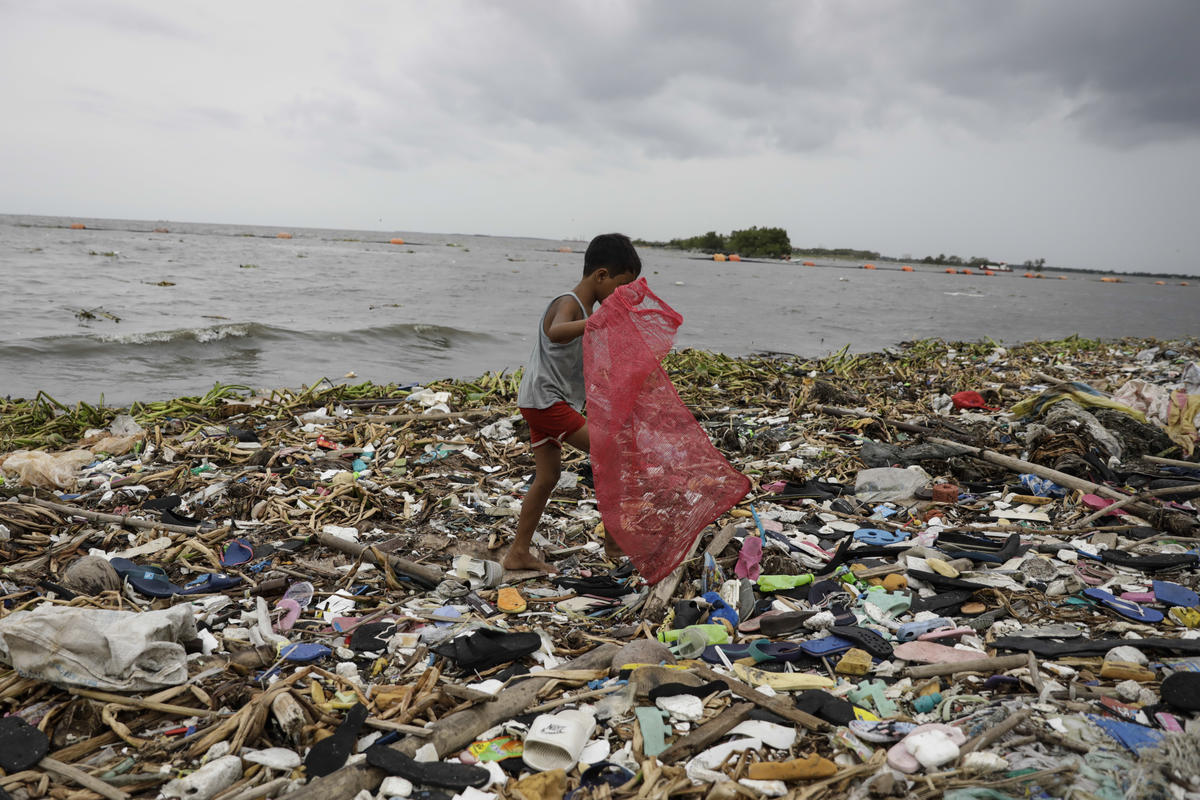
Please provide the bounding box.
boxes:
[584,278,749,583]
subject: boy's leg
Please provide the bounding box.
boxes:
[503,442,562,573]
[562,424,626,561]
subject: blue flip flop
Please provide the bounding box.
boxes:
[221,538,254,567]
[853,528,910,546]
[1082,587,1164,623]
[280,643,332,663]
[799,635,855,657]
[1152,580,1200,608]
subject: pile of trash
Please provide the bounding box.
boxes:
[0,335,1199,800]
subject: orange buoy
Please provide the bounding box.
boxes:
[961,268,973,275]
[1058,276,1068,280]
[1181,282,1190,286]
[1035,273,1045,278]
[1155,280,1166,285]
[1100,276,1122,283]
[153,227,169,233]
[729,254,741,262]
[863,263,876,269]
[945,268,956,274]
[983,270,994,276]
[713,253,727,262]
[70,223,86,229]
[390,238,405,245]
[557,246,571,253]
[276,232,292,239]
[802,260,815,266]
[1023,272,1035,278]
[901,265,914,272]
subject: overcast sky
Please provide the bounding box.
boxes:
[3,1,1199,274]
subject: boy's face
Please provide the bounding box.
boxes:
[595,268,637,301]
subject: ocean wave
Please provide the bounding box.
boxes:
[0,321,496,359]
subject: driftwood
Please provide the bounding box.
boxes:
[316,530,443,588]
[656,702,753,764]
[643,524,736,621]
[906,654,1030,679]
[16,494,222,536]
[284,644,619,800]
[925,437,1200,536]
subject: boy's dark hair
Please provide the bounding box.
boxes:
[583,233,641,278]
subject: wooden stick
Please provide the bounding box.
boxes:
[924,437,1199,536]
[316,530,442,588]
[906,654,1029,679]
[39,757,131,800]
[365,408,499,424]
[69,688,215,717]
[644,524,736,621]
[16,494,227,536]
[1143,455,1200,469]
[656,702,753,764]
[689,663,828,732]
[1072,483,1200,528]
[960,708,1030,756]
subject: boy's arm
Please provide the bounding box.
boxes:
[544,299,587,344]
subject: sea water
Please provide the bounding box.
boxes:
[1,214,1196,405]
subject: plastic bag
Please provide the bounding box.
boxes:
[0,449,94,489]
[584,278,749,583]
[854,466,932,502]
[0,604,196,690]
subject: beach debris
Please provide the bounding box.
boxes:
[0,335,1197,798]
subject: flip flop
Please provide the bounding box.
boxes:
[746,640,808,663]
[1168,607,1200,628]
[794,689,857,726]
[799,635,855,657]
[828,625,894,659]
[279,643,331,663]
[758,610,818,637]
[367,746,490,789]
[647,680,727,701]
[848,719,917,743]
[896,618,955,643]
[432,628,542,672]
[567,763,636,800]
[553,575,629,598]
[179,573,242,594]
[497,587,527,614]
[634,707,670,758]
[854,528,910,546]
[1101,550,1200,573]
[909,590,974,615]
[1082,587,1164,623]
[0,716,50,771]
[349,621,397,652]
[1152,580,1200,608]
[109,557,186,597]
[730,664,834,691]
[1160,672,1200,712]
[992,636,1200,658]
[305,703,368,778]
[221,538,254,566]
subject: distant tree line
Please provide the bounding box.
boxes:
[793,247,881,260]
[634,226,793,258]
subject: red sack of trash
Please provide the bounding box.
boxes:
[584,278,750,583]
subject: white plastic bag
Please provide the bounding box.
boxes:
[0,604,196,690]
[854,466,932,502]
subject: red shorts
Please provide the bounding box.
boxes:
[521,402,585,449]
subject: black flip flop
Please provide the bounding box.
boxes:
[305,703,368,778]
[907,570,987,591]
[553,576,629,598]
[759,610,818,637]
[1161,672,1200,712]
[648,680,727,702]
[793,689,856,726]
[367,747,490,790]
[349,621,397,652]
[992,636,1200,658]
[1100,551,1199,573]
[909,589,974,615]
[0,716,49,771]
[431,629,542,673]
[828,625,893,659]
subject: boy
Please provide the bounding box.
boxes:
[502,233,642,573]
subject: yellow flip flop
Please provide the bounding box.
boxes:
[732,663,835,691]
[1168,606,1200,628]
[497,586,527,614]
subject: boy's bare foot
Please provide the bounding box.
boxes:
[502,549,558,574]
